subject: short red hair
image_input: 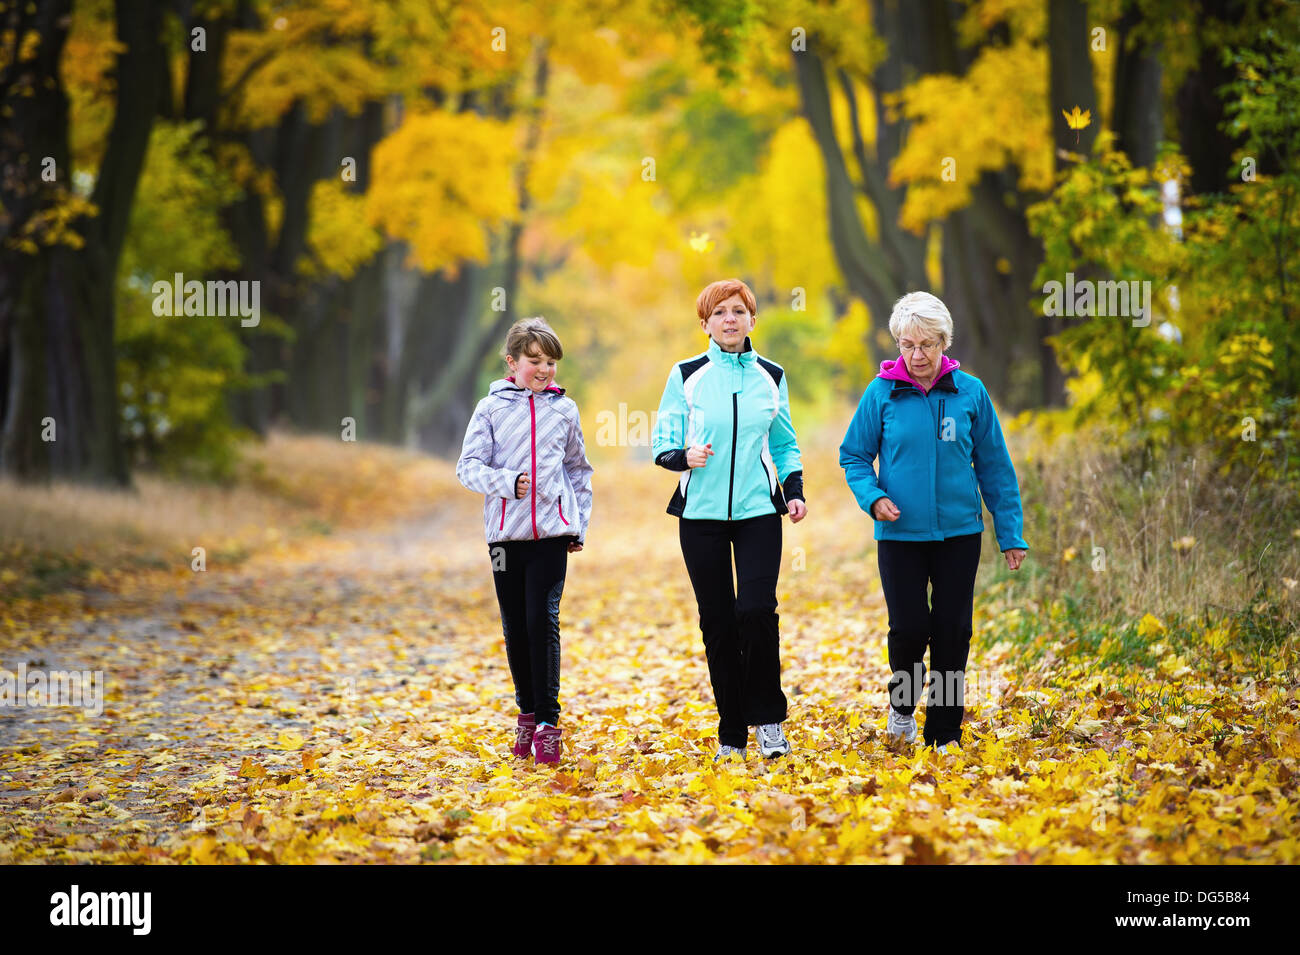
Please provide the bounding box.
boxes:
[696,279,757,321]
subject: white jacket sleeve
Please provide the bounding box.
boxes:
[456,404,521,500]
[563,404,595,543]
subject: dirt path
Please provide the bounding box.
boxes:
[1,451,1293,863]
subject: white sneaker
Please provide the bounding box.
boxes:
[936,742,961,755]
[714,744,746,762]
[886,709,918,744]
[755,723,791,758]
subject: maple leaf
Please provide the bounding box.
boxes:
[688,231,715,253]
[1062,105,1091,145]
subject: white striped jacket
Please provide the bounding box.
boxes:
[456,377,594,545]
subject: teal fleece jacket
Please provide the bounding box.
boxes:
[652,335,803,520]
[839,356,1028,552]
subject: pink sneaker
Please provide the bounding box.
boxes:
[512,713,536,757]
[531,723,562,764]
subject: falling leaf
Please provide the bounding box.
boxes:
[688,231,715,253]
[1062,106,1091,130]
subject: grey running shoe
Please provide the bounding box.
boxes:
[755,723,791,758]
[886,708,918,744]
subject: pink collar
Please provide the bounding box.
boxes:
[876,354,960,393]
[506,375,563,394]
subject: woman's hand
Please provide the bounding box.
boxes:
[568,541,583,553]
[515,473,530,498]
[787,500,807,523]
[1003,548,1026,571]
[686,443,714,468]
[871,497,900,521]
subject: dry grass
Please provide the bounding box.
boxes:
[995,423,1300,634]
[0,431,459,602]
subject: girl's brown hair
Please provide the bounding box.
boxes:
[696,279,758,321]
[501,316,563,362]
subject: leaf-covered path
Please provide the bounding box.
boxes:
[1,444,1296,863]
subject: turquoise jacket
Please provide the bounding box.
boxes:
[839,356,1028,552]
[653,335,803,520]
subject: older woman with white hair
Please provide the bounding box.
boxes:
[839,292,1028,754]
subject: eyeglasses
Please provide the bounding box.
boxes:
[899,340,941,354]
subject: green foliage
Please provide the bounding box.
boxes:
[661,89,768,208]
[667,0,756,83]
[1026,131,1185,465]
[1026,28,1300,481]
[115,121,253,480]
[747,305,831,403]
[1212,27,1300,393]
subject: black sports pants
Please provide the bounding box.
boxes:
[876,531,982,747]
[678,513,788,749]
[489,536,570,725]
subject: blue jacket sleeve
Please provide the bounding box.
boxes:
[839,384,888,517]
[769,372,804,502]
[970,381,1028,552]
[652,367,689,470]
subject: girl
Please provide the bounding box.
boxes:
[652,279,807,761]
[456,317,593,764]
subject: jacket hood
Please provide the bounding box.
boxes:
[877,354,960,393]
[491,376,566,399]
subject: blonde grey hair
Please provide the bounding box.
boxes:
[501,316,563,362]
[888,292,953,350]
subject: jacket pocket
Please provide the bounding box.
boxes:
[499,497,507,531]
[557,495,570,526]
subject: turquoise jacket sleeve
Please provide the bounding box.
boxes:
[652,368,687,462]
[769,372,802,489]
[839,384,889,517]
[970,381,1028,552]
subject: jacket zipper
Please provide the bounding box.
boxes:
[529,394,538,540]
[932,393,941,533]
[500,497,506,530]
[727,391,738,519]
[558,498,569,525]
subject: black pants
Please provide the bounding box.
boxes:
[489,536,570,725]
[678,514,788,749]
[876,532,981,747]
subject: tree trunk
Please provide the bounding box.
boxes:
[1175,0,1242,197]
[0,0,163,485]
[792,0,1052,399]
[1111,4,1163,170]
[1041,0,1100,406]
[792,42,899,355]
[406,43,553,457]
[284,101,386,436]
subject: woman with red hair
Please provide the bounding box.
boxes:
[652,279,807,761]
